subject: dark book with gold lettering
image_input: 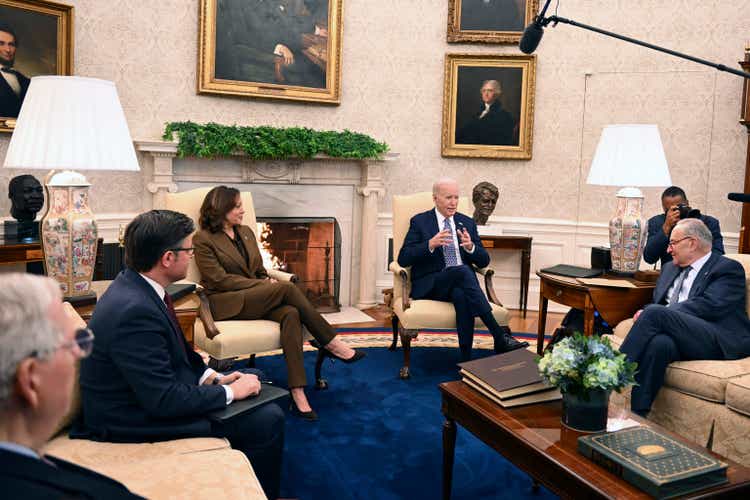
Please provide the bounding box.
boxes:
[578,427,728,499]
[458,350,560,406]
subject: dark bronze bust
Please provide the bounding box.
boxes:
[8,174,44,222]
[471,181,499,225]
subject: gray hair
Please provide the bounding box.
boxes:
[481,80,501,93]
[432,177,458,195]
[0,274,62,406]
[675,218,712,251]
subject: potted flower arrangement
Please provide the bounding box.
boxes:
[537,333,637,432]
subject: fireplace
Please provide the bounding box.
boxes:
[256,217,341,313]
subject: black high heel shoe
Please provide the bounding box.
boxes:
[289,399,318,421]
[310,340,366,364]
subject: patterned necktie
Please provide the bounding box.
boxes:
[443,218,458,268]
[668,265,692,305]
[164,292,187,353]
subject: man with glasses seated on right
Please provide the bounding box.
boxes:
[644,186,724,266]
[620,219,750,417]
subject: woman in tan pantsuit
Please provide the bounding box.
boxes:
[194,186,365,420]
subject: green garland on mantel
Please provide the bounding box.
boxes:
[162,121,389,160]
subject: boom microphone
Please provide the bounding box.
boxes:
[519,0,552,54]
[728,193,750,203]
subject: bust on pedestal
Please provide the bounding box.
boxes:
[5,174,43,240]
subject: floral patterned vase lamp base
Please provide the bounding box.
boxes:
[41,171,98,303]
[586,124,672,275]
[3,76,139,303]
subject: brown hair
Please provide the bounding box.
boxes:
[199,186,240,233]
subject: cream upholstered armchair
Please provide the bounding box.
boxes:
[165,187,328,389]
[388,192,511,379]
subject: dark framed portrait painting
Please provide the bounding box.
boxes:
[198,0,343,104]
[442,54,536,159]
[0,0,73,133]
[447,0,539,43]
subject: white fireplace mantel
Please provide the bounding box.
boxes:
[134,140,397,309]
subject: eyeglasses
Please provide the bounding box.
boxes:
[668,236,693,248]
[31,327,95,359]
[169,247,195,256]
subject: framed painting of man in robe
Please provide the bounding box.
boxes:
[0,0,73,133]
[442,54,536,159]
[447,0,539,43]
[198,0,343,104]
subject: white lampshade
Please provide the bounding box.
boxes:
[3,76,139,171]
[586,124,671,188]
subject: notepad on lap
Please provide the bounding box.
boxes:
[208,383,289,422]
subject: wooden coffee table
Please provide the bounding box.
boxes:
[440,381,750,499]
[536,272,656,354]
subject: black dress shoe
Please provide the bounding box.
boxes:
[311,340,366,364]
[495,335,529,354]
[289,400,318,421]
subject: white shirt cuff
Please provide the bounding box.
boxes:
[199,368,216,385]
[223,385,234,405]
[465,244,475,254]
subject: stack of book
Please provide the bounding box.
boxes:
[458,349,561,408]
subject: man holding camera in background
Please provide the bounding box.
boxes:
[644,186,724,266]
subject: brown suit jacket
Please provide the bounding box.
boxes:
[193,225,270,320]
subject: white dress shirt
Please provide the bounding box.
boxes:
[1,68,21,96]
[140,274,233,404]
[666,251,711,304]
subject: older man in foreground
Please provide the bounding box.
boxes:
[620,219,750,416]
[0,273,141,499]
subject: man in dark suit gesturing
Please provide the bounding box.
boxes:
[75,210,284,499]
[0,274,141,499]
[621,218,750,416]
[397,178,528,361]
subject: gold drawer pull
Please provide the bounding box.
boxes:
[555,290,562,297]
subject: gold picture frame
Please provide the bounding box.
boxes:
[0,0,73,133]
[198,0,343,104]
[447,0,539,44]
[442,54,536,160]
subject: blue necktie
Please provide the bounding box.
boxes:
[443,218,458,268]
[668,265,692,305]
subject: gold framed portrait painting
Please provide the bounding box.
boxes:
[442,54,536,160]
[0,0,73,133]
[198,0,343,104]
[447,0,539,44]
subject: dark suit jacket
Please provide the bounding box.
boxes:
[0,448,142,499]
[0,69,30,118]
[644,213,724,265]
[456,101,516,146]
[74,268,227,442]
[194,225,271,321]
[397,209,489,299]
[652,252,750,359]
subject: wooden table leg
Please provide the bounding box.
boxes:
[521,248,531,317]
[443,417,457,500]
[537,291,548,355]
[583,295,595,337]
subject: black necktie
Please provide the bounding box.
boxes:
[164,292,186,353]
[669,266,692,305]
[1,67,17,75]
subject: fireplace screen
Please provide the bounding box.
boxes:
[256,217,341,313]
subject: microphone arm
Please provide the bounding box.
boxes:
[540,15,750,80]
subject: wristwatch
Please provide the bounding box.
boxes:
[212,374,222,385]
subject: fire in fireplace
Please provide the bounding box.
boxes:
[256,217,341,313]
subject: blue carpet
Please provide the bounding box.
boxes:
[251,346,559,500]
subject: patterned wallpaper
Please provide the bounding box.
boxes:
[1,0,748,232]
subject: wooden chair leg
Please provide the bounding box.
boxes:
[314,347,329,390]
[246,354,256,368]
[399,328,418,379]
[389,315,399,351]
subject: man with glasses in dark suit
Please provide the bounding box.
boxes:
[620,219,750,417]
[0,273,141,499]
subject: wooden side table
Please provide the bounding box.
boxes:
[0,236,44,265]
[536,272,656,355]
[480,235,532,316]
[74,281,200,345]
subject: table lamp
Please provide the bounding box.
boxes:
[3,76,139,302]
[586,124,672,275]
